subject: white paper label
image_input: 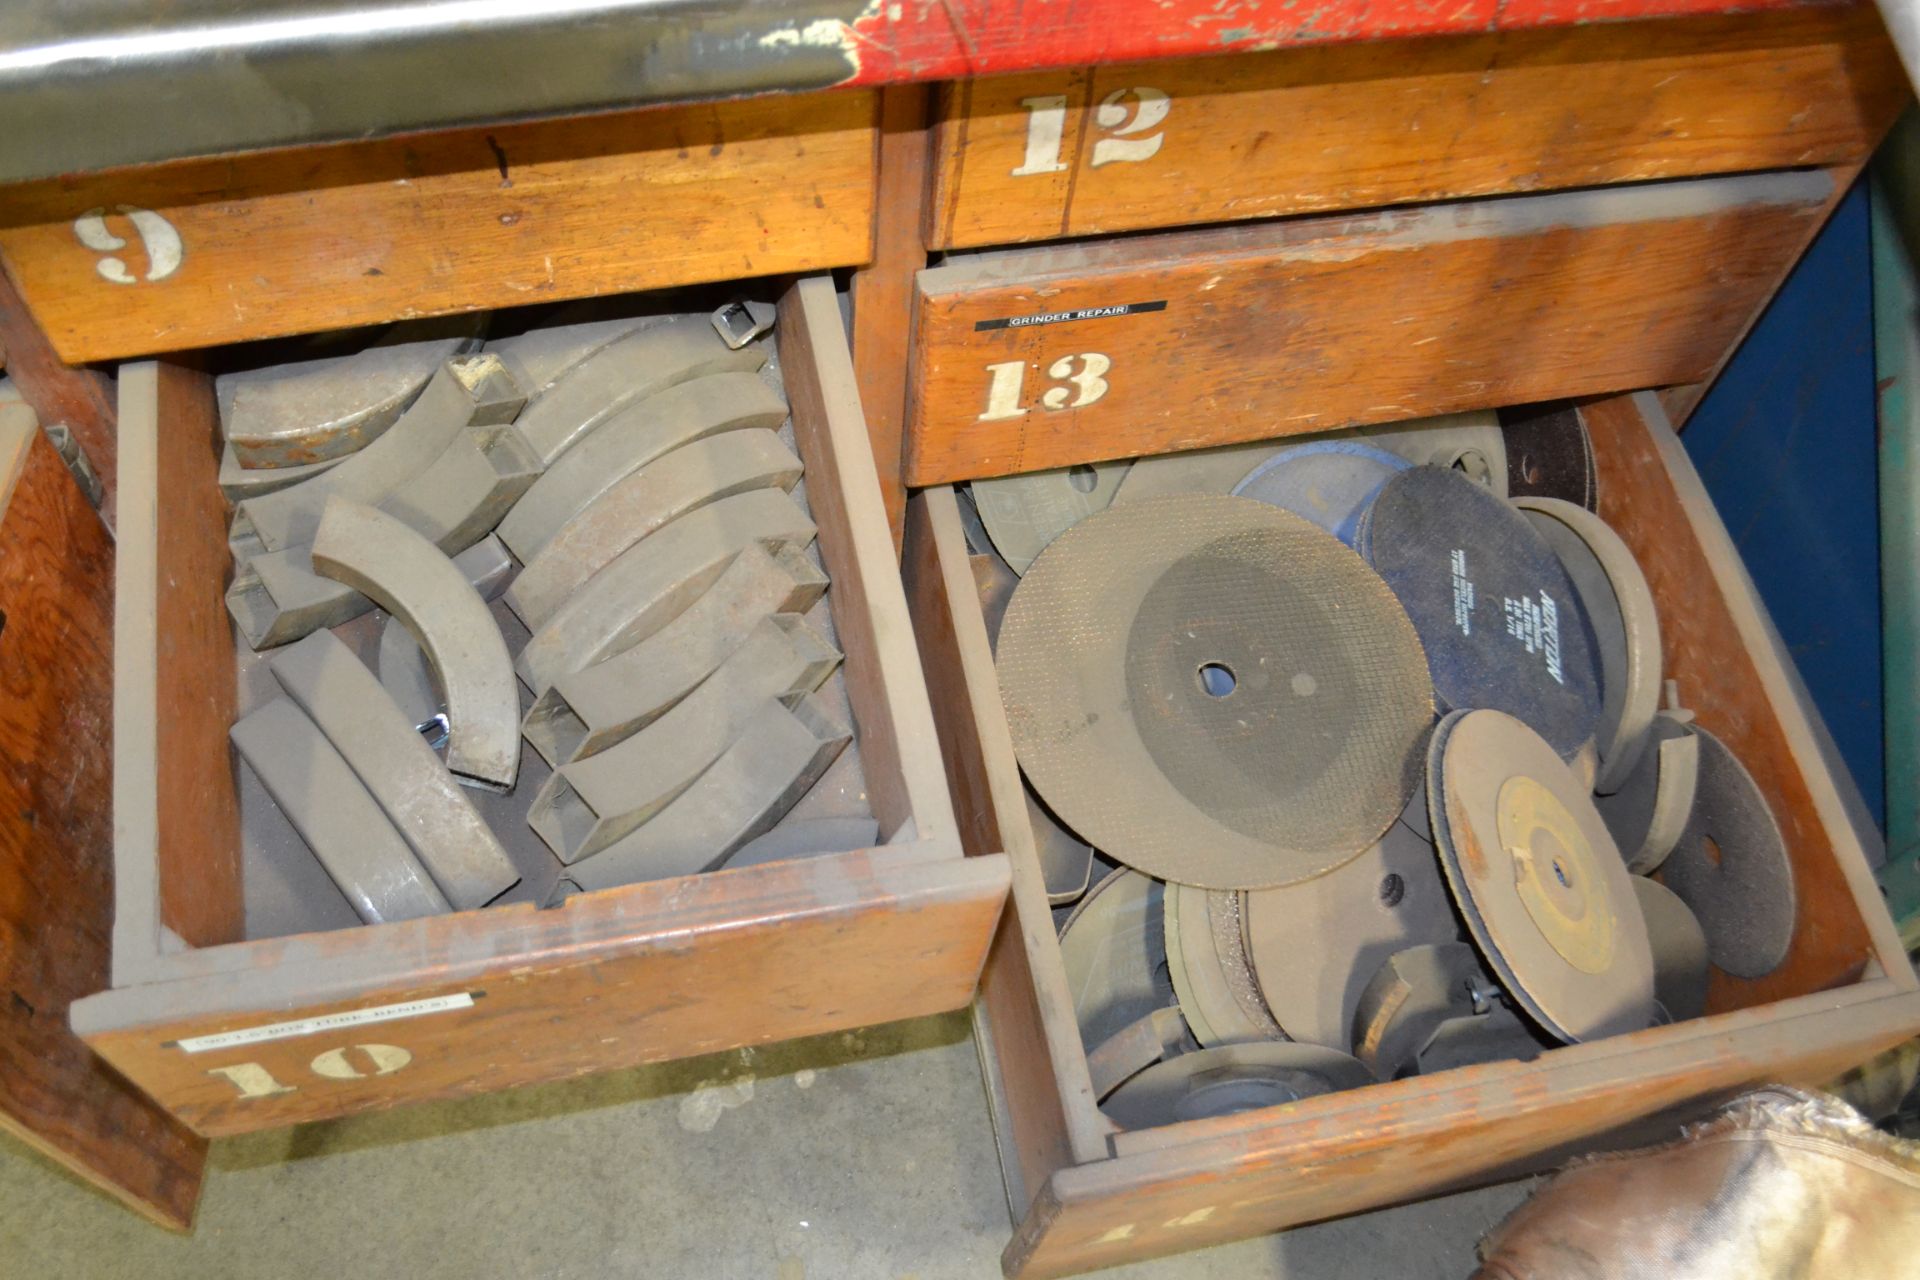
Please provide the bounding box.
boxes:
[175,992,476,1054]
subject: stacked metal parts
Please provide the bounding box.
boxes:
[219,307,874,933]
[970,410,1794,1135]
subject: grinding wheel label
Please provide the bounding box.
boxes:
[1450,548,1475,635]
[1502,590,1567,685]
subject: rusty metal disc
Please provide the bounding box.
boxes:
[1243,821,1460,1051]
[998,495,1433,890]
[1100,1041,1373,1131]
[1430,709,1656,1042]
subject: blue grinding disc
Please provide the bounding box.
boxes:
[1232,441,1411,545]
[1357,467,1603,759]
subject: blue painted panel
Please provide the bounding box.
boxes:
[1681,178,1884,831]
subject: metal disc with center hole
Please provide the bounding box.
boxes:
[1595,712,1700,875]
[971,460,1131,575]
[1430,710,1655,1041]
[1232,441,1411,545]
[1111,440,1282,505]
[1165,882,1284,1046]
[1516,498,1661,795]
[1354,411,1508,497]
[1357,467,1602,760]
[1057,867,1175,1051]
[998,495,1433,890]
[1100,1042,1373,1131]
[1243,822,1459,1051]
[1631,877,1710,1020]
[1660,727,1796,978]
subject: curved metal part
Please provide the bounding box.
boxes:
[1164,882,1284,1047]
[506,429,803,626]
[230,697,452,924]
[268,630,519,910]
[514,488,817,695]
[722,815,881,870]
[567,696,850,891]
[1028,787,1095,906]
[498,371,789,561]
[1350,941,1500,1079]
[379,536,521,728]
[1517,497,1662,795]
[227,545,372,650]
[971,459,1129,575]
[1631,877,1710,1021]
[310,497,521,791]
[486,317,649,399]
[230,355,523,553]
[1085,1006,1194,1102]
[531,615,839,862]
[1596,712,1702,875]
[512,318,767,465]
[712,300,778,349]
[220,327,480,468]
[219,442,343,499]
[522,542,827,766]
[1101,1041,1373,1132]
[379,422,544,554]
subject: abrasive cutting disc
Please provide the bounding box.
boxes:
[1243,821,1460,1052]
[971,460,1130,575]
[1501,406,1599,510]
[1232,441,1411,545]
[1357,466,1603,760]
[1660,727,1796,978]
[1429,710,1656,1042]
[998,495,1434,890]
[1517,498,1661,795]
[1100,1042,1373,1131]
[1057,867,1175,1051]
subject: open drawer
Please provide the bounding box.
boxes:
[49,276,1007,1226]
[902,390,1920,1277]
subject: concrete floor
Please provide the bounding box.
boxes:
[1,1012,1532,1279]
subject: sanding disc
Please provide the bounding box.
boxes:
[1595,712,1701,875]
[1243,822,1460,1051]
[1057,868,1175,1052]
[1517,498,1661,794]
[1501,406,1599,511]
[1430,710,1656,1042]
[1232,441,1411,545]
[1165,882,1284,1047]
[998,495,1433,889]
[972,460,1130,575]
[1100,1041,1373,1131]
[1357,466,1603,760]
[1660,727,1796,978]
[1630,876,1710,1021]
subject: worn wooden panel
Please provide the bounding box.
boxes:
[74,847,1007,1135]
[1007,983,1920,1277]
[927,7,1903,250]
[0,415,207,1228]
[0,91,879,364]
[905,171,1836,485]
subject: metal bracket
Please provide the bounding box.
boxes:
[711,300,777,350]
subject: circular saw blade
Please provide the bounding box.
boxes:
[1430,709,1656,1042]
[998,495,1434,889]
[1357,466,1603,760]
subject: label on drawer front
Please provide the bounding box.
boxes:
[974,300,1165,331]
[171,992,478,1053]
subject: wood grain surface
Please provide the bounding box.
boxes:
[905,171,1837,485]
[0,415,207,1228]
[927,7,1904,249]
[0,268,117,518]
[0,91,879,363]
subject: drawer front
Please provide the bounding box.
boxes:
[905,170,1838,485]
[0,92,879,364]
[925,7,1902,251]
[75,849,1007,1136]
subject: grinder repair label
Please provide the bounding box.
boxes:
[172,992,478,1053]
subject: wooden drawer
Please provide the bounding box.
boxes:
[31,277,1006,1225]
[924,6,1903,251]
[0,92,880,365]
[907,170,1847,485]
[902,389,1920,1276]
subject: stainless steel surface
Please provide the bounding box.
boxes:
[0,0,876,183]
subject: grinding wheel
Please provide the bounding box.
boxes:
[1413,1008,1548,1074]
[1595,711,1701,875]
[1057,868,1175,1052]
[1501,405,1598,510]
[1631,876,1710,1021]
[1357,466,1603,760]
[1232,441,1410,545]
[1350,941,1538,1079]
[999,495,1433,890]
[1660,727,1796,978]
[972,460,1130,574]
[1429,709,1656,1041]
[1165,882,1284,1047]
[1516,498,1661,795]
[1111,440,1281,505]
[1243,822,1459,1051]
[1354,411,1508,498]
[1100,1041,1373,1131]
